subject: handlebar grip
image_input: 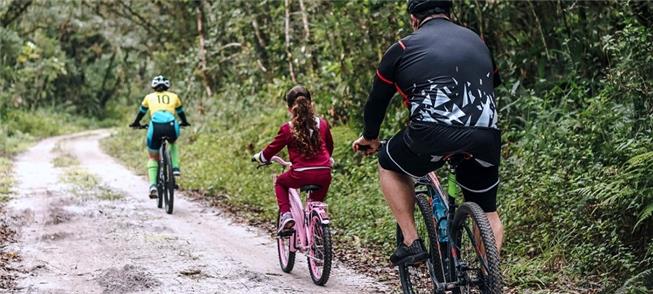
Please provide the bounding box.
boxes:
[357,144,371,151]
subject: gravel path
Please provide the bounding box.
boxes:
[4,130,388,293]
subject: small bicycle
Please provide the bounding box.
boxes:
[134,124,175,214]
[255,156,333,286]
[397,154,502,294]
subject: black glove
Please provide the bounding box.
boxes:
[129,122,141,129]
[180,121,191,127]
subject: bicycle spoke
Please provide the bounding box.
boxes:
[452,203,503,293]
[463,224,490,275]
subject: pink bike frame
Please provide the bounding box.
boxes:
[269,156,330,254]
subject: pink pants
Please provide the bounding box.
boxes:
[274,169,332,213]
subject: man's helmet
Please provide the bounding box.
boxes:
[151,75,171,91]
[407,0,452,15]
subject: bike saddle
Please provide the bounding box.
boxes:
[300,185,321,193]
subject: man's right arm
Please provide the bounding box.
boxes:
[130,97,149,127]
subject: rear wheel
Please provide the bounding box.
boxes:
[397,193,444,293]
[276,214,295,273]
[451,202,502,294]
[308,214,332,286]
[162,145,174,214]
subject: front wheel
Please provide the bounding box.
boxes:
[276,214,296,273]
[451,202,502,294]
[308,214,332,286]
[162,146,174,214]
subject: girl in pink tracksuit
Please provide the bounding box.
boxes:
[253,85,334,231]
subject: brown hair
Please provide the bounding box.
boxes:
[286,85,322,158]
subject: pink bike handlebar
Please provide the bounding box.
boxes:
[269,156,292,168]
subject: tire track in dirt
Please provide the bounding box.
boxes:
[4,130,389,293]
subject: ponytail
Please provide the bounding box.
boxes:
[286,85,322,158]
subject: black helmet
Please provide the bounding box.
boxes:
[407,0,452,15]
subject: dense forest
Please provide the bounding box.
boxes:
[1,0,652,292]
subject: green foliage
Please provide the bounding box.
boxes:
[0,109,100,157]
[5,0,653,292]
[0,158,12,202]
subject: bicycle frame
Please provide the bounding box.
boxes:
[266,156,330,254]
[420,168,496,292]
[287,188,330,253]
[418,170,466,291]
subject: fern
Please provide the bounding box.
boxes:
[635,202,653,229]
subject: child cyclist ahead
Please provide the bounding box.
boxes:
[253,85,334,232]
[129,75,191,198]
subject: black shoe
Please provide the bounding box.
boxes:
[390,239,428,266]
[149,185,158,199]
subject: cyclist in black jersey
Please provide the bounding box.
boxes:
[353,0,504,266]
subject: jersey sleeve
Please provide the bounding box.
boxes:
[174,94,182,109]
[323,119,334,156]
[362,41,404,140]
[261,124,290,161]
[140,96,149,113]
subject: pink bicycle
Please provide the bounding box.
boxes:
[257,156,333,286]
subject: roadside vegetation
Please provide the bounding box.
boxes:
[3,0,653,292]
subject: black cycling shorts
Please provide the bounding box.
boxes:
[146,121,179,151]
[378,123,501,212]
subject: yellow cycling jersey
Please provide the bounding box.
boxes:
[141,91,182,116]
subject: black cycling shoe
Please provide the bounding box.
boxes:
[390,239,428,266]
[148,185,158,199]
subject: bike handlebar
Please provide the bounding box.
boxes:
[355,140,387,154]
[255,156,292,169]
[131,124,148,129]
[131,122,190,130]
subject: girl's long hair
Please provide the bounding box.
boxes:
[286,85,322,158]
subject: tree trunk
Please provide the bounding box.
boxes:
[196,0,213,98]
[297,0,317,74]
[1,0,33,27]
[98,50,117,109]
[284,0,297,83]
[251,17,269,73]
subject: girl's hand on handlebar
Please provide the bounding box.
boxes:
[251,152,266,164]
[352,136,380,156]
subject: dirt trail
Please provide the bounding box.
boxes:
[4,130,388,293]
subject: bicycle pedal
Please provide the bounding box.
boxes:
[277,229,294,237]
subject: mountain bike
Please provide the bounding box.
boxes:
[397,154,502,294]
[359,142,502,293]
[254,156,333,286]
[134,124,175,214]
